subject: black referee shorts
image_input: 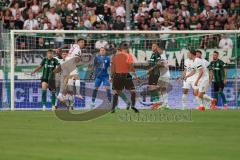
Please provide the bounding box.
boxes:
[112,73,135,90]
[213,81,225,92]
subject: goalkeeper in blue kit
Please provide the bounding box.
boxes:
[91,47,111,107]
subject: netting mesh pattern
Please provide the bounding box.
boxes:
[0,31,239,109]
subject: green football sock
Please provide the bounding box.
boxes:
[219,91,227,104]
[154,90,159,102]
[151,90,159,102]
[51,91,56,106]
[150,90,154,102]
[42,89,47,106]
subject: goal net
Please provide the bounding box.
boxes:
[1,30,239,110]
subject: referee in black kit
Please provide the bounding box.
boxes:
[111,42,139,113]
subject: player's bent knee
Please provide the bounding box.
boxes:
[75,80,81,87]
[42,82,48,89]
[198,92,204,98]
[67,79,75,86]
[193,90,198,96]
[183,89,188,94]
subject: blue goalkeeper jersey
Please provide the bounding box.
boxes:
[94,54,110,78]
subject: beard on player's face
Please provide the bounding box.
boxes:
[213,54,218,60]
[152,44,158,52]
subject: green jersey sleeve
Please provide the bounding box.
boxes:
[40,58,46,66]
[54,58,60,66]
[220,60,227,68]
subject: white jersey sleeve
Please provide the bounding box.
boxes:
[68,44,82,57]
[202,58,210,77]
[193,58,210,80]
[202,58,210,68]
[184,59,194,74]
[193,58,203,70]
[160,52,170,78]
[184,59,195,81]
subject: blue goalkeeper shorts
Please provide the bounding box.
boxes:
[94,76,110,87]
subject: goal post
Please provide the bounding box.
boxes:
[7,30,240,110]
[10,30,15,111]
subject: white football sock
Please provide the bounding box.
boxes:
[182,94,187,110]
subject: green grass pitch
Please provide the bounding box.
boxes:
[0,109,240,160]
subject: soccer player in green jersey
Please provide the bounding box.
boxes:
[147,43,162,103]
[31,49,60,111]
[209,51,228,109]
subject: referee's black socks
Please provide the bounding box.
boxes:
[131,92,136,107]
[112,93,118,112]
[131,92,139,113]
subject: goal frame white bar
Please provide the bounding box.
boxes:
[10,30,240,110]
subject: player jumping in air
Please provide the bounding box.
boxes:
[54,51,83,110]
[209,51,228,110]
[31,49,60,111]
[65,38,86,100]
[185,50,216,110]
[55,38,85,103]
[91,47,111,107]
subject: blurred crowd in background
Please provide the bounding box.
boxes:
[0,0,239,31]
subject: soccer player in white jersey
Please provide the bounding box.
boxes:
[195,50,216,109]
[158,50,170,108]
[185,50,216,110]
[178,51,198,110]
[67,38,84,76]
[54,38,85,109]
[54,52,83,110]
[65,38,85,99]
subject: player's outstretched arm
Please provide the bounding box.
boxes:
[31,65,42,75]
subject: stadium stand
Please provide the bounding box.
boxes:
[0,0,239,32]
